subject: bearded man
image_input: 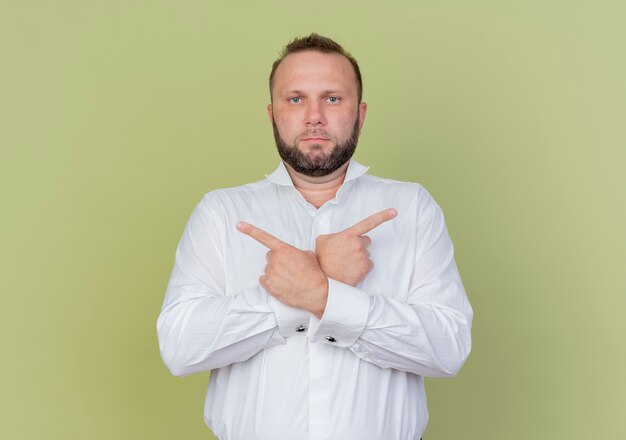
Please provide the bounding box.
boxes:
[157,33,473,440]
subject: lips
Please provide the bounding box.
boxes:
[300,130,331,142]
[302,137,329,141]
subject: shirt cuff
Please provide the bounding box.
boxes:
[265,287,311,338]
[308,278,371,348]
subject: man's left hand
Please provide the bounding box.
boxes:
[237,221,329,319]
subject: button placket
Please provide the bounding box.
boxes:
[307,207,335,440]
[311,209,332,249]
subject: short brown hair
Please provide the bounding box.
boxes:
[269,33,363,102]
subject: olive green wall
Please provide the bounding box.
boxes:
[1,1,624,439]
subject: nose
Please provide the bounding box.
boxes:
[304,101,326,126]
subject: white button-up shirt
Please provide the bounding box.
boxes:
[157,160,473,440]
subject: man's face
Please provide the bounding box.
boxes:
[268,51,367,177]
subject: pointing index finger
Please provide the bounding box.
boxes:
[344,208,397,236]
[236,221,288,250]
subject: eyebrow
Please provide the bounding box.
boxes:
[285,89,343,96]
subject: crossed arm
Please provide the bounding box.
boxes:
[236,208,398,319]
[158,195,471,377]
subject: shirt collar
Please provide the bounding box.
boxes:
[265,159,370,187]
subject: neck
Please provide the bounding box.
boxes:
[284,162,349,208]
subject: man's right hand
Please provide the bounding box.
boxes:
[315,208,397,287]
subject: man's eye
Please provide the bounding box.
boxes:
[327,96,340,103]
[289,97,301,104]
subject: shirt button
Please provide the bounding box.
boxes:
[296,324,307,333]
[325,335,337,343]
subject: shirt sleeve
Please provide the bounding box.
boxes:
[307,188,473,378]
[157,196,287,377]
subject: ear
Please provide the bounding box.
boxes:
[266,104,273,123]
[358,102,368,130]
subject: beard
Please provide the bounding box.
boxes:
[272,112,361,177]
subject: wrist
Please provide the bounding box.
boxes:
[312,277,329,319]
